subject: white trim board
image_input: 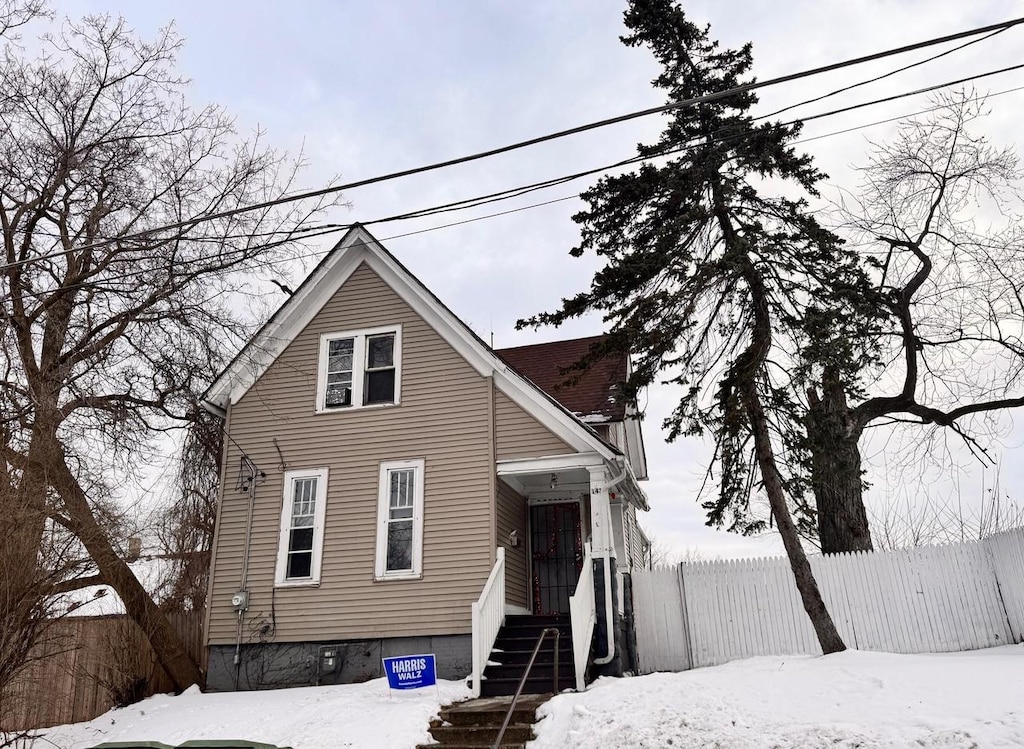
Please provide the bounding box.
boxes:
[203,225,617,461]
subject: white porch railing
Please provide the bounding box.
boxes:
[470,546,505,697]
[568,542,595,691]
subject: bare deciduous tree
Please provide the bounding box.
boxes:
[871,465,1023,550]
[808,89,1024,553]
[155,408,223,613]
[0,10,342,690]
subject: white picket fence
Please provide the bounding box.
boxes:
[632,527,1024,673]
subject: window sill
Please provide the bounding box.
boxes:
[274,579,321,589]
[314,401,400,415]
[374,572,422,582]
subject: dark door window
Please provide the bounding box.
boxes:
[530,502,583,614]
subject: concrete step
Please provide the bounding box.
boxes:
[492,634,572,651]
[424,695,550,747]
[505,613,569,624]
[483,661,572,682]
[428,724,534,745]
[499,621,570,630]
[480,675,574,697]
[438,705,539,728]
[489,644,574,665]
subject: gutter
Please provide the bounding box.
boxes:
[201,399,227,418]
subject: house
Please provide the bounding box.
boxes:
[201,225,649,694]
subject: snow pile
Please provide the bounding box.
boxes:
[36,646,1024,748]
[532,646,1024,748]
[41,678,471,749]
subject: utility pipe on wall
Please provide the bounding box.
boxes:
[587,465,616,666]
[591,457,644,666]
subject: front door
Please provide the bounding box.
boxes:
[530,502,583,614]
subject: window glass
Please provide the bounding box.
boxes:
[286,477,317,579]
[385,468,415,572]
[325,338,354,407]
[367,335,394,369]
[364,334,396,405]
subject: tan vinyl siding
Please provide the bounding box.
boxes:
[208,262,494,645]
[494,390,574,460]
[496,479,528,609]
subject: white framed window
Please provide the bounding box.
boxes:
[316,326,401,412]
[374,459,425,580]
[275,468,329,586]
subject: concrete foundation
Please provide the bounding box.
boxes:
[206,634,472,692]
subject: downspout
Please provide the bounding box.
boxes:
[592,550,617,665]
[592,457,642,665]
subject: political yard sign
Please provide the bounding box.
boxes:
[382,653,437,690]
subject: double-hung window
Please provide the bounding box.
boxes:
[374,459,424,580]
[275,468,328,586]
[317,326,401,412]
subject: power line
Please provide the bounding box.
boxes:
[18,73,1024,298]
[759,26,1010,120]
[796,63,1024,126]
[1,14,1021,273]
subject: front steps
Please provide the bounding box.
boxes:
[417,694,550,749]
[480,614,575,697]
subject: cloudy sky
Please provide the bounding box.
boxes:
[54,0,1024,558]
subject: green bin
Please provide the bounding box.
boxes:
[177,742,292,749]
[88,742,291,749]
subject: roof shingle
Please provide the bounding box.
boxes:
[495,334,626,422]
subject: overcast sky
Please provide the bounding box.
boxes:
[53,0,1024,558]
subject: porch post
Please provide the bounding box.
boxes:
[587,465,620,670]
[587,466,614,558]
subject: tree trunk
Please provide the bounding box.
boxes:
[807,372,873,554]
[45,443,202,691]
[742,379,848,654]
[725,246,847,655]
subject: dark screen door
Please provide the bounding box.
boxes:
[530,502,583,614]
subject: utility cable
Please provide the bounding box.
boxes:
[1,14,1021,273]
[759,26,1010,120]
[6,66,1024,292]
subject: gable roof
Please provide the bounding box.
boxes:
[202,225,620,461]
[496,335,626,423]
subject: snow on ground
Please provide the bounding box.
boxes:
[40,678,471,749]
[532,646,1024,748]
[35,646,1024,748]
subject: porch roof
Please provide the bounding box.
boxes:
[496,452,649,511]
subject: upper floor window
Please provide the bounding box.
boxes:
[275,468,329,586]
[316,326,401,412]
